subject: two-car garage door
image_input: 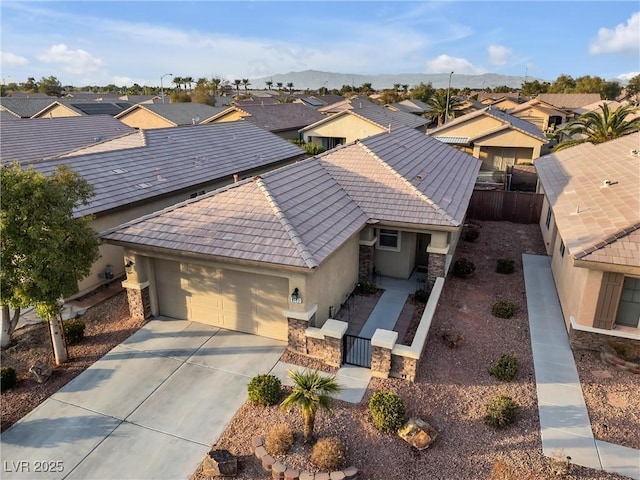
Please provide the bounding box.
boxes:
[154,259,289,341]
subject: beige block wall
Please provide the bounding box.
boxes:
[302,115,385,143]
[118,109,174,129]
[550,232,602,329]
[375,231,417,279]
[305,234,360,326]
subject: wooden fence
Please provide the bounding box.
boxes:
[467,190,544,224]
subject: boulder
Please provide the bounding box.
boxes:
[398,418,437,450]
[29,360,53,384]
[202,449,237,477]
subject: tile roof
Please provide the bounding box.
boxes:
[317,96,378,113]
[429,106,546,142]
[534,132,640,267]
[0,97,58,118]
[116,103,225,125]
[301,104,429,133]
[389,99,431,114]
[536,93,602,110]
[206,103,325,132]
[0,115,136,165]
[508,99,568,116]
[30,121,306,217]
[477,92,521,102]
[101,126,480,268]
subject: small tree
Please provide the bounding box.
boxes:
[280,370,342,444]
[1,164,100,362]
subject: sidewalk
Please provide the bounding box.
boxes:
[522,254,640,480]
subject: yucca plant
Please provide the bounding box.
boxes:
[280,369,343,444]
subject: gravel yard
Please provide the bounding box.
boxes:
[192,220,635,480]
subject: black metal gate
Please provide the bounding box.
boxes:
[342,334,372,368]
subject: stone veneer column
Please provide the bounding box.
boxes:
[371,330,398,378]
[426,252,446,291]
[320,319,348,368]
[358,244,375,281]
[125,281,152,321]
[286,305,318,355]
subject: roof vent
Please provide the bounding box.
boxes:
[630,149,639,156]
[601,179,618,188]
[111,168,127,174]
[137,183,152,189]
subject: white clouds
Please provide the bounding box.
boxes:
[1,51,29,67]
[37,44,103,75]
[590,12,640,54]
[425,55,487,75]
[617,71,640,81]
[488,44,513,66]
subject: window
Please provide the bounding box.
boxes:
[545,206,552,229]
[559,239,565,257]
[378,229,400,251]
[616,277,640,328]
[190,190,205,199]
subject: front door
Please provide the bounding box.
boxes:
[415,233,430,271]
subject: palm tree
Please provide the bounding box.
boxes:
[241,78,250,94]
[286,82,294,95]
[554,104,640,151]
[211,77,222,97]
[183,76,194,92]
[393,83,401,92]
[276,82,283,92]
[280,370,342,444]
[172,76,183,91]
[265,80,273,90]
[233,79,241,96]
[428,90,462,126]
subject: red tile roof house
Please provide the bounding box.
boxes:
[25,121,307,298]
[101,126,480,378]
[534,132,640,350]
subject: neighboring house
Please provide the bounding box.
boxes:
[27,121,306,298]
[317,96,378,114]
[0,97,58,118]
[301,103,430,148]
[295,94,344,109]
[101,126,480,341]
[202,103,325,140]
[507,99,571,132]
[477,92,521,103]
[114,103,225,129]
[0,115,135,165]
[428,106,547,170]
[573,100,639,119]
[386,99,432,116]
[534,133,640,338]
[31,100,135,118]
[536,93,602,113]
[486,96,522,111]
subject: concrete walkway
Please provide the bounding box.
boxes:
[1,319,286,480]
[523,254,640,480]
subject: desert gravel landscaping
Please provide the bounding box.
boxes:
[192,221,636,480]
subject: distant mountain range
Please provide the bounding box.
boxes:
[251,70,542,90]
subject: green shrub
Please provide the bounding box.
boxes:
[414,289,428,303]
[496,258,515,274]
[462,226,480,242]
[492,301,515,319]
[453,258,476,277]
[247,374,281,406]
[484,395,518,428]
[489,354,518,381]
[310,437,346,471]
[1,366,17,392]
[63,318,86,345]
[356,280,378,295]
[265,423,294,455]
[369,391,406,433]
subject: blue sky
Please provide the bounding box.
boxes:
[1,1,638,87]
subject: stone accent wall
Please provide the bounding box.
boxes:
[306,337,325,359]
[358,244,374,281]
[371,345,391,379]
[287,317,308,354]
[127,286,151,321]
[324,336,342,367]
[569,326,640,352]
[600,344,640,374]
[426,253,446,291]
[390,354,419,382]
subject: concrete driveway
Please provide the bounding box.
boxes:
[0,318,286,480]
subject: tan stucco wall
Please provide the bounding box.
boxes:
[550,231,602,329]
[375,230,417,279]
[303,115,385,143]
[118,109,174,129]
[305,234,360,327]
[437,116,503,138]
[208,110,246,123]
[34,104,81,118]
[539,195,557,255]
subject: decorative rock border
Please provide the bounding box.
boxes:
[600,344,640,374]
[251,437,359,480]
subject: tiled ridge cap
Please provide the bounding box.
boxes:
[255,177,319,269]
[574,221,640,259]
[356,141,458,226]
